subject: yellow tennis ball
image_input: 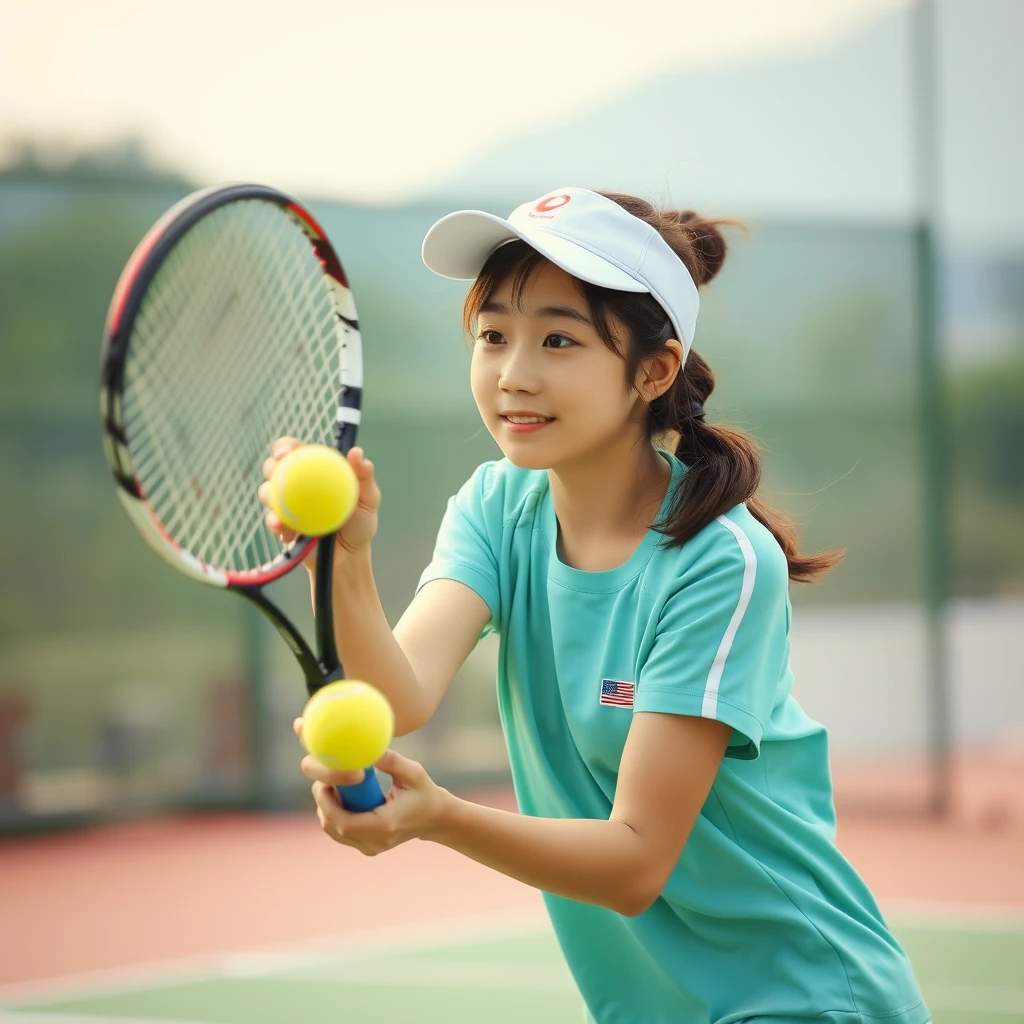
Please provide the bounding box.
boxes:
[301,681,394,771]
[269,444,358,536]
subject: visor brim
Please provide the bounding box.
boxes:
[422,210,648,295]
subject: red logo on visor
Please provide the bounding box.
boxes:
[529,194,571,220]
[535,195,570,213]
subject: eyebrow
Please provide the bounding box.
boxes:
[478,300,593,327]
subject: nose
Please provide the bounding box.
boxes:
[497,343,540,395]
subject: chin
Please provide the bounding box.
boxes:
[503,450,554,471]
[491,435,555,471]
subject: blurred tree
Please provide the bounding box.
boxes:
[948,345,1024,596]
[0,136,192,189]
[950,347,1024,500]
[0,203,172,416]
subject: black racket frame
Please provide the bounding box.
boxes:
[100,183,361,699]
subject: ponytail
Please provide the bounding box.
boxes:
[652,350,844,582]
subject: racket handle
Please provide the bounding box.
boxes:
[336,769,385,812]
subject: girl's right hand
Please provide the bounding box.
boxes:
[258,438,381,571]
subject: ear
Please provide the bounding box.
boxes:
[636,339,683,402]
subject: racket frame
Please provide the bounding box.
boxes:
[99,183,384,811]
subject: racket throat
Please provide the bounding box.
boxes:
[313,535,342,681]
[236,586,326,695]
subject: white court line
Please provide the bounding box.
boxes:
[884,899,1024,932]
[0,909,549,1009]
[284,958,576,992]
[221,911,552,978]
[0,1016,215,1024]
[4,900,1023,1012]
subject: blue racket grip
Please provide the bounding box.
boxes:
[336,769,385,812]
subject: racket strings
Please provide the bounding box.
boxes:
[138,201,294,484]
[162,205,337,564]
[138,208,293,524]
[128,205,256,448]
[128,215,266,549]
[127,220,247,506]
[133,227,331,566]
[122,199,344,572]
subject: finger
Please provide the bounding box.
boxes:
[264,448,283,477]
[357,469,380,512]
[312,782,373,833]
[312,784,347,839]
[293,717,304,738]
[264,511,295,543]
[301,755,365,787]
[312,780,342,810]
[257,481,270,507]
[272,437,304,460]
[349,448,375,479]
[373,748,421,782]
[313,784,383,847]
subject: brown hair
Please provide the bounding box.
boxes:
[462,192,843,583]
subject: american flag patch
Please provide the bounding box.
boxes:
[599,679,635,708]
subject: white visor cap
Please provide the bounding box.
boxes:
[421,187,700,359]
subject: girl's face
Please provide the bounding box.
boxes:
[470,260,644,471]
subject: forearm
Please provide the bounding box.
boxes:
[308,548,426,735]
[429,795,653,917]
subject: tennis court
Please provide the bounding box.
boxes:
[2,789,1023,1024]
[1,911,1022,1023]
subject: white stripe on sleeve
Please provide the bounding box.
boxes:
[702,516,758,719]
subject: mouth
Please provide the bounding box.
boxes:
[499,414,555,434]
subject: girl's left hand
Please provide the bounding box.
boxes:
[294,718,449,855]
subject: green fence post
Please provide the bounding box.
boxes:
[911,0,952,817]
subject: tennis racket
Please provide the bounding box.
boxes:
[99,182,385,812]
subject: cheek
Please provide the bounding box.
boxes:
[560,363,629,414]
[469,352,490,407]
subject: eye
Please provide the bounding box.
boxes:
[545,334,577,350]
[478,329,504,345]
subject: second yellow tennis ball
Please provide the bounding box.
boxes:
[269,444,358,536]
[302,681,394,771]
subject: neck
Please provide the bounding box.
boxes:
[547,432,670,566]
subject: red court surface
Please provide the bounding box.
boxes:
[2,776,1022,989]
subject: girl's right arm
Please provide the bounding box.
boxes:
[260,439,491,736]
[331,556,490,735]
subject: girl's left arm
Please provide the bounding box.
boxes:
[306,712,732,918]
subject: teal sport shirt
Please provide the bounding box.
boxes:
[417,451,929,1024]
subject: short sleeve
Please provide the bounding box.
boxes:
[416,461,501,633]
[635,515,790,759]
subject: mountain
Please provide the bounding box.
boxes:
[417,0,1024,248]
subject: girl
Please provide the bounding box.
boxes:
[260,188,929,1024]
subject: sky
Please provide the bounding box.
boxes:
[0,0,909,204]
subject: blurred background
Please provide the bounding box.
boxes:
[2,3,1024,1018]
[1,0,1021,830]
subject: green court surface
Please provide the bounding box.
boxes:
[1,915,1021,1023]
